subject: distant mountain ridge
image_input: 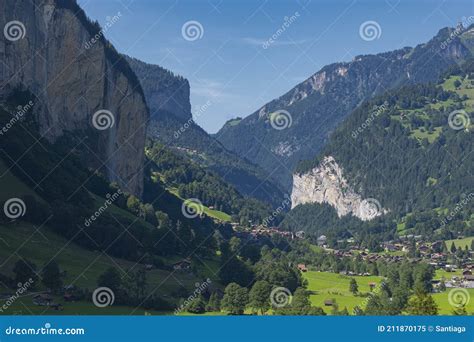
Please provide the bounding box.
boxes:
[281,60,474,241]
[216,26,474,191]
[127,56,286,207]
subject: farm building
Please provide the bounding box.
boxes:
[297,264,308,272]
[172,259,191,271]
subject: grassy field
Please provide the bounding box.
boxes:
[432,289,474,315]
[0,222,215,315]
[441,75,474,125]
[434,268,462,280]
[303,271,384,314]
[202,207,232,222]
[445,237,474,250]
[410,127,442,144]
[0,163,222,315]
[304,271,474,315]
[309,244,324,253]
[431,268,474,314]
[168,186,232,222]
[0,159,43,202]
[0,296,173,316]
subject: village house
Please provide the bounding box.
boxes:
[295,230,305,239]
[384,243,398,252]
[33,294,53,306]
[418,245,430,254]
[317,235,327,247]
[431,241,444,251]
[324,299,334,306]
[172,259,191,271]
[464,275,474,282]
[297,264,308,272]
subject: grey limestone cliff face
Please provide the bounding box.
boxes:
[291,156,386,221]
[0,0,148,196]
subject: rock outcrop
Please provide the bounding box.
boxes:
[291,156,385,221]
[0,0,148,196]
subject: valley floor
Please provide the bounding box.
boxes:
[303,270,474,315]
[0,223,218,315]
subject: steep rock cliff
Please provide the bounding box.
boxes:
[291,156,385,221]
[125,56,191,122]
[0,0,148,196]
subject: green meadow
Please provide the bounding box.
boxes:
[432,289,474,315]
[303,270,474,315]
[0,222,213,315]
[445,237,474,250]
[303,271,383,314]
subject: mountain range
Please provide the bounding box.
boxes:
[281,60,473,246]
[2,0,472,235]
[0,0,473,316]
[216,25,474,191]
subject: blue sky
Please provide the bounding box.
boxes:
[78,0,474,133]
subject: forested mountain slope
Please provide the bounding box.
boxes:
[126,56,286,207]
[282,60,474,246]
[216,25,474,191]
